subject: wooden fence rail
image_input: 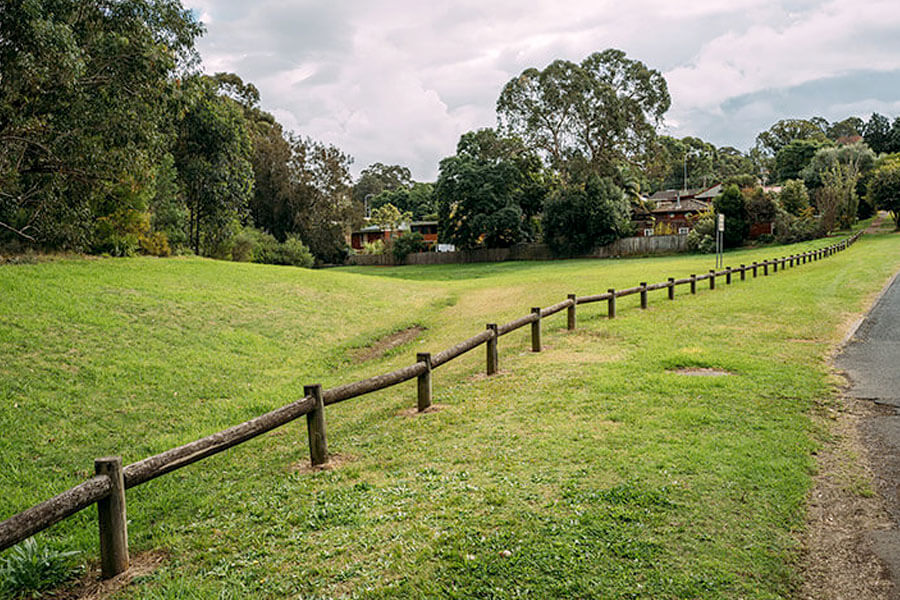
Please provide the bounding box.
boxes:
[0,231,864,576]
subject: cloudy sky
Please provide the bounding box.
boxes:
[184,0,900,180]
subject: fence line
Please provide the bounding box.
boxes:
[0,232,863,578]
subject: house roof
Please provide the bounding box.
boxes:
[650,198,710,214]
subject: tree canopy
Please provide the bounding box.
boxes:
[497,49,670,180]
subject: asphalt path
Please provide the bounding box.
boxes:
[835,269,900,596]
[837,272,900,403]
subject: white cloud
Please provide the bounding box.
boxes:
[184,0,900,179]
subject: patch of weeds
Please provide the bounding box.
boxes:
[0,537,81,599]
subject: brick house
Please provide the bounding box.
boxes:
[632,183,721,236]
[350,221,439,251]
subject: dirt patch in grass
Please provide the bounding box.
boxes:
[668,367,733,376]
[397,404,447,417]
[799,396,894,600]
[350,326,425,363]
[291,452,356,474]
[58,550,167,600]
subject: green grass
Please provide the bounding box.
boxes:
[1,227,899,599]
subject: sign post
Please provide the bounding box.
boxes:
[716,213,725,270]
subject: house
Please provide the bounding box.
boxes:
[350,220,439,250]
[632,183,721,236]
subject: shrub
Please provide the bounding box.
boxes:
[686,212,716,253]
[0,538,81,598]
[392,232,427,263]
[713,184,749,247]
[361,240,385,255]
[779,179,810,215]
[230,227,259,262]
[774,208,822,244]
[138,231,171,257]
[280,236,315,267]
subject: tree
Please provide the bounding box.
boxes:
[497,49,670,180]
[0,0,203,250]
[779,179,810,215]
[173,77,254,256]
[801,142,875,191]
[371,182,435,220]
[755,118,828,156]
[713,184,749,247]
[816,160,861,232]
[352,163,413,221]
[542,176,630,256]
[826,117,864,141]
[774,139,828,182]
[862,113,899,154]
[868,157,900,230]
[744,187,778,227]
[370,203,411,243]
[435,129,547,249]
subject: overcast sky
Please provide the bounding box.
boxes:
[183,0,900,180]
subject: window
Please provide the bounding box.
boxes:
[678,227,690,235]
[643,228,654,237]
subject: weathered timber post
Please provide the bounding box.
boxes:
[763,261,769,276]
[95,456,128,579]
[726,268,732,285]
[607,289,616,319]
[740,264,746,281]
[567,294,576,331]
[486,323,499,375]
[531,308,542,352]
[752,262,758,277]
[305,384,328,466]
[773,259,778,273]
[640,282,648,308]
[416,353,432,412]
[789,255,794,268]
[709,270,716,290]
[690,274,697,294]
[668,277,675,300]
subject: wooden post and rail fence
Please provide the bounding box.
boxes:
[0,232,863,578]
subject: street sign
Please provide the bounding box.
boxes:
[718,213,725,232]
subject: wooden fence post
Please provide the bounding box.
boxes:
[690,274,697,294]
[773,259,778,273]
[725,268,732,285]
[640,282,648,308]
[607,289,616,319]
[668,277,675,300]
[740,264,746,281]
[531,308,542,352]
[752,262,758,277]
[95,456,128,579]
[304,384,328,467]
[709,270,716,290]
[789,255,794,267]
[486,324,499,375]
[763,261,769,276]
[567,294,576,331]
[416,353,432,412]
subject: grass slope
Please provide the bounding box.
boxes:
[2,227,899,599]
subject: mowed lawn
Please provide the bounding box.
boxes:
[2,225,900,599]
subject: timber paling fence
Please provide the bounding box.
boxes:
[0,232,863,578]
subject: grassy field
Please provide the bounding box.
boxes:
[2,224,900,599]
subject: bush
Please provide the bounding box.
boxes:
[138,231,171,257]
[774,208,822,244]
[713,184,749,247]
[779,179,810,215]
[0,538,81,598]
[686,212,716,253]
[361,240,385,255]
[392,232,427,263]
[229,227,313,267]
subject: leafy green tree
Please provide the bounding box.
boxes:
[542,176,630,256]
[867,157,900,229]
[0,0,202,250]
[779,180,810,215]
[755,118,829,156]
[353,163,413,221]
[371,203,411,242]
[371,182,435,220]
[435,129,547,249]
[816,160,861,232]
[861,113,900,154]
[743,187,778,226]
[173,77,254,256]
[497,49,669,180]
[713,184,749,247]
[826,117,864,141]
[775,139,828,182]
[800,142,875,191]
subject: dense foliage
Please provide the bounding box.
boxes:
[542,176,630,256]
[713,184,749,248]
